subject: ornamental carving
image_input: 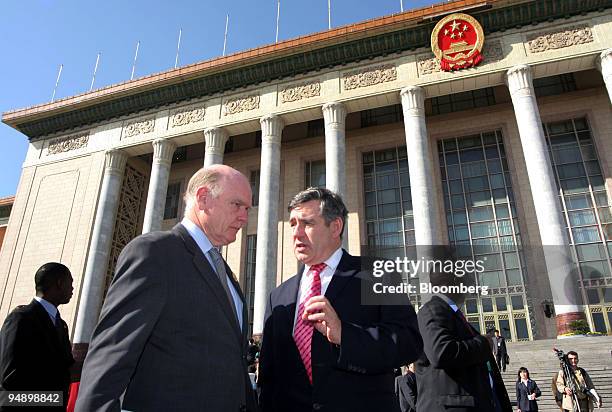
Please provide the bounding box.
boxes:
[342,65,397,90]
[170,106,205,127]
[417,55,440,76]
[280,81,321,103]
[123,118,155,138]
[47,133,89,155]
[527,26,593,54]
[223,94,260,116]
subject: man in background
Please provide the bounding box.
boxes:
[415,247,511,412]
[395,363,417,412]
[0,262,75,411]
[493,329,508,372]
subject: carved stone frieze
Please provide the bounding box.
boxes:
[123,118,155,138]
[223,94,260,116]
[342,64,397,90]
[417,55,440,76]
[170,106,205,127]
[280,81,321,103]
[47,133,89,155]
[526,26,593,54]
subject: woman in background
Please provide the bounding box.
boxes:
[516,366,541,412]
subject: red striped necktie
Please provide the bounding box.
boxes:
[294,263,326,385]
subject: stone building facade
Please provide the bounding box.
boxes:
[1,0,611,357]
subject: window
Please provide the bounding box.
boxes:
[307,119,325,138]
[0,205,11,226]
[305,160,326,189]
[245,235,257,337]
[250,170,260,207]
[534,74,576,98]
[430,88,496,115]
[544,118,612,299]
[362,147,414,258]
[360,104,403,128]
[163,182,182,220]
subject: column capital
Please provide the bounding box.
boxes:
[505,64,534,97]
[597,48,612,75]
[104,150,128,176]
[322,102,347,126]
[400,86,425,111]
[203,127,229,156]
[260,114,284,144]
[152,138,177,166]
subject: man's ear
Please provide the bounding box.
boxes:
[195,186,210,210]
[331,217,343,239]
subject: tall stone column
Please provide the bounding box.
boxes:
[203,127,229,167]
[252,114,284,335]
[322,102,348,248]
[400,86,439,247]
[142,138,176,234]
[73,150,128,354]
[322,102,347,198]
[506,64,584,335]
[597,48,612,104]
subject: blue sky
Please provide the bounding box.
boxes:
[0,0,438,198]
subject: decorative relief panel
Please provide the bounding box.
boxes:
[280,81,321,103]
[123,117,155,138]
[417,54,440,76]
[46,133,89,155]
[526,26,593,54]
[170,106,205,127]
[342,64,397,90]
[417,40,504,76]
[223,94,260,116]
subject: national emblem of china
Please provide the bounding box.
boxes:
[431,13,485,71]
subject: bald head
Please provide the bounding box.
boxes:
[184,165,252,247]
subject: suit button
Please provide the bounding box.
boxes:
[312,403,322,410]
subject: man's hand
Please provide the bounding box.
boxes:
[564,387,573,396]
[303,295,342,345]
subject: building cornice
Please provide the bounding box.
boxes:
[3,0,612,140]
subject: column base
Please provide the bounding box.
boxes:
[555,311,587,336]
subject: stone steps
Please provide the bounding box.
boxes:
[496,336,612,411]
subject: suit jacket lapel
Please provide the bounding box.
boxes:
[324,250,358,304]
[30,300,64,354]
[173,224,242,341]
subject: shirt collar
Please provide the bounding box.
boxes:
[181,217,214,256]
[34,296,58,320]
[304,247,343,275]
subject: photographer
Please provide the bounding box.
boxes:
[555,351,602,411]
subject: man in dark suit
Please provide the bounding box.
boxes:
[0,262,75,411]
[395,363,417,412]
[259,188,422,412]
[415,247,512,412]
[493,329,508,372]
[76,165,256,412]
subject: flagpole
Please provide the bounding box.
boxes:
[400,0,404,12]
[131,41,140,80]
[328,0,331,30]
[90,52,100,91]
[275,0,280,43]
[223,14,229,56]
[175,28,182,68]
[51,64,63,102]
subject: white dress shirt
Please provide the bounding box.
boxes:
[34,296,58,325]
[293,247,343,330]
